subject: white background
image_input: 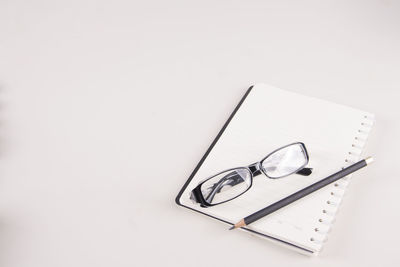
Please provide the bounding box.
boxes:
[0,0,399,266]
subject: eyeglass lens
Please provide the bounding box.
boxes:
[261,143,307,178]
[200,168,252,205]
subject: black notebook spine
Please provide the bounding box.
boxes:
[175,86,253,205]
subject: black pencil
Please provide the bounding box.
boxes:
[229,157,374,230]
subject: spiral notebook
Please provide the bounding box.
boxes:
[175,83,375,255]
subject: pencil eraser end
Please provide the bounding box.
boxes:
[365,156,374,165]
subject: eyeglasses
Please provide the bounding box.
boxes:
[190,142,312,207]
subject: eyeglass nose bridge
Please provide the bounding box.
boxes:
[248,162,262,177]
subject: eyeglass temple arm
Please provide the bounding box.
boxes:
[203,167,313,203]
[296,167,313,176]
[250,166,313,177]
[191,167,313,206]
[207,167,313,202]
[206,167,314,194]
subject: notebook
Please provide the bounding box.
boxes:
[175,84,374,255]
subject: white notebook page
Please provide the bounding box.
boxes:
[179,84,374,253]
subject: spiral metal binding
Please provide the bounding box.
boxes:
[310,114,374,244]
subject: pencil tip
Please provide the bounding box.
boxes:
[229,219,246,230]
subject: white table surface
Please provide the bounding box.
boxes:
[0,0,399,266]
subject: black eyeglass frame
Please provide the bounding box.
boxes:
[190,142,311,207]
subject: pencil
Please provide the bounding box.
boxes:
[229,157,374,230]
